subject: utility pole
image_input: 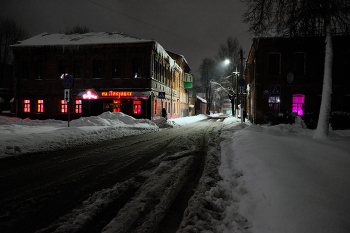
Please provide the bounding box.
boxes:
[240,49,244,123]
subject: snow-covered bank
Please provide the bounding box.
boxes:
[0,113,209,158]
[220,117,350,233]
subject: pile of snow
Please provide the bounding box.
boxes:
[218,117,350,233]
[0,112,208,158]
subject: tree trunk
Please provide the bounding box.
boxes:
[313,22,333,140]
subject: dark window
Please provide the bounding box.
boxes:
[268,53,281,75]
[133,59,142,78]
[36,61,45,79]
[93,60,103,79]
[73,60,84,79]
[112,59,122,78]
[293,53,305,75]
[59,61,69,76]
[20,60,31,79]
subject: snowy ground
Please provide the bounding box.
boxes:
[1,113,350,232]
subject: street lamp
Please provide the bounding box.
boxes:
[224,59,239,117]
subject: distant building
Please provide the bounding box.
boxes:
[245,36,350,124]
[11,32,192,120]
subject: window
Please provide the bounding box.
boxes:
[24,100,30,112]
[93,60,103,78]
[292,94,305,116]
[37,100,44,113]
[132,59,142,78]
[112,59,122,78]
[75,100,82,113]
[59,61,69,76]
[133,100,141,114]
[293,52,305,75]
[74,60,84,79]
[113,100,121,112]
[20,60,31,80]
[36,61,45,79]
[61,100,67,113]
[268,53,281,75]
[269,96,280,112]
[154,100,157,114]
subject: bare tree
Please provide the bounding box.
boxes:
[0,17,28,87]
[198,58,219,114]
[242,0,350,139]
[62,25,93,35]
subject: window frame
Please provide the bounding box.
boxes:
[36,60,45,80]
[75,100,82,113]
[61,100,68,113]
[112,59,122,78]
[132,59,142,78]
[293,52,305,75]
[93,60,103,79]
[24,100,30,112]
[268,53,281,75]
[73,60,84,79]
[292,94,305,116]
[37,100,44,113]
[268,96,280,112]
[133,99,142,114]
[59,61,69,77]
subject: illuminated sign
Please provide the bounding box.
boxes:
[101,91,132,98]
[82,89,98,99]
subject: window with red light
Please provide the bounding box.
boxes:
[61,100,67,113]
[133,100,141,114]
[113,100,121,112]
[24,100,30,112]
[154,100,157,114]
[75,100,82,113]
[292,94,305,116]
[37,100,44,112]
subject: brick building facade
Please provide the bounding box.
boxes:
[245,36,350,124]
[11,32,191,120]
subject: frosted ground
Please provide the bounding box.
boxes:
[1,112,350,232]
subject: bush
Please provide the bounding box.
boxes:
[301,112,318,129]
[330,112,350,130]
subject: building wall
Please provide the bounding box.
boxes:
[13,41,192,120]
[245,36,350,124]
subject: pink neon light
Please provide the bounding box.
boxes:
[83,91,98,99]
[292,95,305,116]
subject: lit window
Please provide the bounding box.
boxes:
[292,94,305,116]
[61,100,67,113]
[154,100,157,114]
[113,100,121,112]
[24,100,30,112]
[75,100,82,113]
[38,100,44,113]
[268,96,280,112]
[133,100,141,114]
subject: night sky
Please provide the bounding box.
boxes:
[2,0,252,83]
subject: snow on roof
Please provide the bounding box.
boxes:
[11,32,181,70]
[11,32,152,47]
[197,96,207,103]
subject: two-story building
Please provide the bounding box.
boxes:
[11,32,192,120]
[245,35,350,124]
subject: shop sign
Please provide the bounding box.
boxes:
[82,89,99,99]
[101,91,132,98]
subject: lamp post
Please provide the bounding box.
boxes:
[224,59,239,117]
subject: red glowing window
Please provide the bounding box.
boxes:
[37,100,44,113]
[292,94,305,116]
[24,100,30,112]
[75,100,82,113]
[154,100,157,114]
[61,100,67,113]
[113,100,121,112]
[133,100,141,114]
